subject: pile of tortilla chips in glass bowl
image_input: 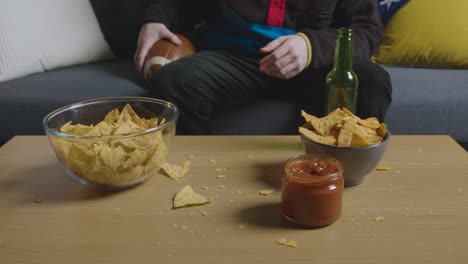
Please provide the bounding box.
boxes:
[299,108,390,186]
[43,97,179,189]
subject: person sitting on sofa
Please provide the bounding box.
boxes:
[134,0,392,134]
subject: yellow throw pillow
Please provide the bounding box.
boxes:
[374,0,468,68]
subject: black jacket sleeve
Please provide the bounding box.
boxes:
[300,0,383,69]
[141,0,218,32]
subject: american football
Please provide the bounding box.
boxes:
[143,34,196,80]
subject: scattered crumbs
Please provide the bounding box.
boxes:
[215,229,221,232]
[222,168,227,172]
[216,175,226,179]
[247,154,254,158]
[201,211,208,216]
[181,225,189,230]
[201,185,209,190]
[457,188,462,192]
[209,159,216,164]
[172,224,178,228]
[238,224,245,229]
[215,168,223,172]
[258,189,274,196]
[373,216,385,222]
[276,239,297,248]
[376,165,392,171]
[236,190,243,195]
[189,211,196,216]
[34,199,43,204]
[418,149,424,152]
[218,185,225,189]
[155,241,161,247]
[188,155,196,159]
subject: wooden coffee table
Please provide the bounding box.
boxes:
[0,136,467,263]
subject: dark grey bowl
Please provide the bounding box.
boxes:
[301,132,391,187]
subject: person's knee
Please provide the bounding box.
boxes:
[353,59,393,120]
[149,60,188,100]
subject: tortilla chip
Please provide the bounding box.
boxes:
[173,185,210,208]
[161,159,192,179]
[338,119,358,147]
[377,123,387,137]
[299,127,336,145]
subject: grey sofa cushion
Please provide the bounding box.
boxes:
[384,66,468,143]
[0,59,149,143]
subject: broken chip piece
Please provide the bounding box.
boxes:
[258,189,274,196]
[173,185,210,208]
[373,216,385,222]
[376,165,392,171]
[276,239,297,248]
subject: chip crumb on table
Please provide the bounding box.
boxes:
[34,199,43,204]
[218,185,225,189]
[201,185,209,190]
[373,216,385,222]
[376,165,392,171]
[201,211,208,216]
[258,189,274,196]
[209,159,216,164]
[276,239,297,248]
[238,224,245,229]
[216,175,226,179]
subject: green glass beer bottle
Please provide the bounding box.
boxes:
[325,28,358,114]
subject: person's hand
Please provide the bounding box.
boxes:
[134,23,182,72]
[259,35,309,79]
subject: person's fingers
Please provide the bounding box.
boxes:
[161,29,182,45]
[262,52,295,73]
[259,43,291,71]
[260,36,287,54]
[135,39,155,72]
[267,61,301,79]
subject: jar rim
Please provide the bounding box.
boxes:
[284,154,343,185]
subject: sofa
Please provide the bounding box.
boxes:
[1,1,467,150]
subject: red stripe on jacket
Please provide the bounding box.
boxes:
[266,0,287,27]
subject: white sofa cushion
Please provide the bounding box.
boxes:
[0,0,113,82]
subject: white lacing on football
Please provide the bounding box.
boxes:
[144,56,173,79]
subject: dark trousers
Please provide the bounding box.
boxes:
[151,50,392,134]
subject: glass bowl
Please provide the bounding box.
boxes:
[43,97,179,189]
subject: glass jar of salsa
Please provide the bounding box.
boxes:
[281,154,344,227]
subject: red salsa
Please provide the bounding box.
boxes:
[281,154,344,227]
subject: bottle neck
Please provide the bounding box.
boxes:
[332,28,353,72]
